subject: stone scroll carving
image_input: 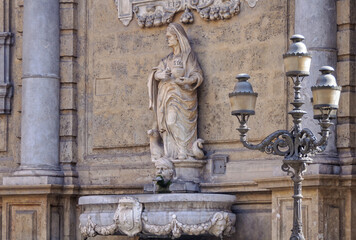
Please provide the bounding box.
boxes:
[114,0,241,28]
[0,32,13,114]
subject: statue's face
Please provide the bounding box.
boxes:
[156,166,173,181]
[166,30,178,47]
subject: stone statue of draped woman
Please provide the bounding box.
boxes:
[148,23,204,162]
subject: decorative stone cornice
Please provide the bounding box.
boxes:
[0,32,13,114]
[114,0,241,28]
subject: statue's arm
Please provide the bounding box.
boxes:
[176,53,203,88]
[154,60,170,81]
[178,75,198,85]
[176,66,202,87]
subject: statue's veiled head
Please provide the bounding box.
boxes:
[166,28,178,48]
[166,23,191,55]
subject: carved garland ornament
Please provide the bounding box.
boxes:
[114,0,241,28]
[142,212,235,238]
[80,197,235,239]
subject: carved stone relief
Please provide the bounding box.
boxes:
[80,197,143,238]
[142,211,235,238]
[114,197,143,236]
[114,0,241,28]
[147,23,207,191]
[81,205,235,239]
[148,23,205,162]
[245,0,259,8]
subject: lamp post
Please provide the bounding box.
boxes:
[229,35,341,240]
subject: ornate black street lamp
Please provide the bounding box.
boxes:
[229,35,341,240]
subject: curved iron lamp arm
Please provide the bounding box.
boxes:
[235,115,332,159]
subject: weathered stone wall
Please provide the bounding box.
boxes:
[75,0,293,188]
[0,0,354,239]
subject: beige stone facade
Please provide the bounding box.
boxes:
[0,0,354,239]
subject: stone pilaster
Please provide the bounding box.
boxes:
[59,0,79,185]
[295,0,339,173]
[3,0,63,185]
[336,0,356,176]
[336,1,356,239]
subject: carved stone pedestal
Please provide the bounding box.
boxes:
[169,159,207,193]
[0,185,78,240]
[169,181,200,193]
[172,159,207,182]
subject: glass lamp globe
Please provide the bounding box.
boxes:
[283,35,312,77]
[229,74,258,116]
[311,66,341,119]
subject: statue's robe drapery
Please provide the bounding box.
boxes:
[148,52,203,159]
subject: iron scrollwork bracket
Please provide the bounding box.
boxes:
[241,129,294,157]
[235,115,332,162]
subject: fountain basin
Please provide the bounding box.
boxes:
[79,193,236,239]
